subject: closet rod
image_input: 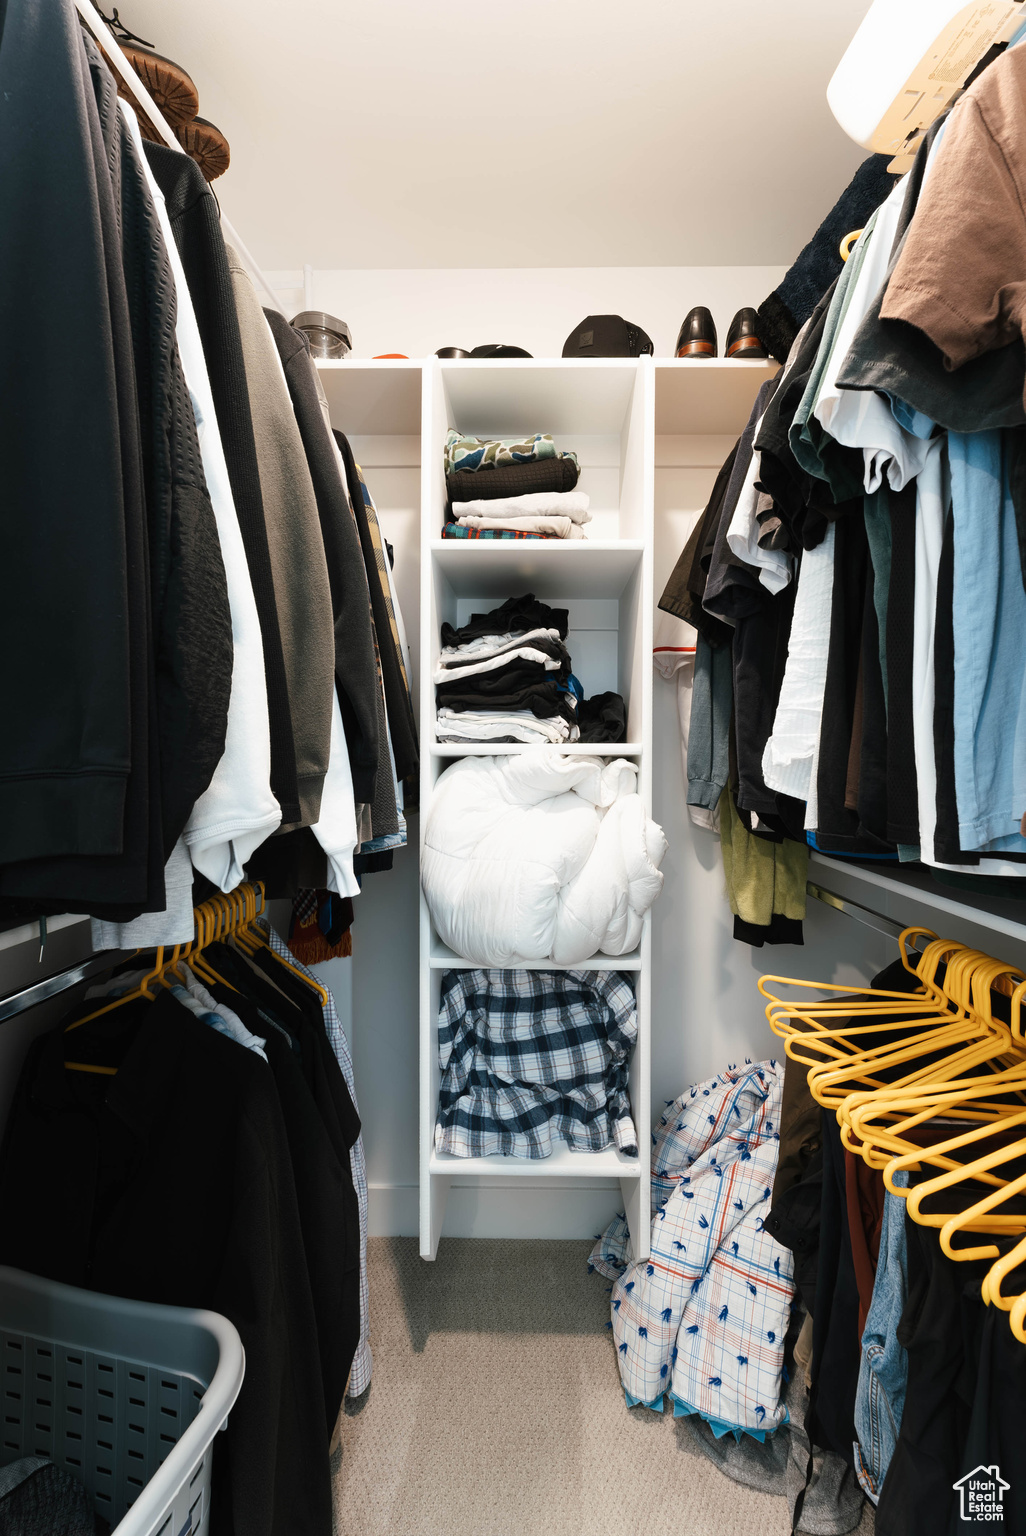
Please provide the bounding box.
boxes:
[72,0,286,316]
[806,879,913,944]
[0,952,125,1026]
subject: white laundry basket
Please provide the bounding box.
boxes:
[0,1266,244,1536]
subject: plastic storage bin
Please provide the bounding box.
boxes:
[0,1266,244,1536]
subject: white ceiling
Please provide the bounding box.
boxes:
[124,0,871,271]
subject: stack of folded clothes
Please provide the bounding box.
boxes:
[434,593,630,745]
[435,593,579,744]
[441,430,592,539]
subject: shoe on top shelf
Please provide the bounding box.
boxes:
[675,306,717,358]
[725,307,768,359]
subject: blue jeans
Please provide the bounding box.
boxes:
[853,1171,909,1503]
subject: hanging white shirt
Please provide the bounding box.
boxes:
[761,524,836,808]
[312,692,361,896]
[725,428,792,596]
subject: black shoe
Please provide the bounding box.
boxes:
[725,307,768,359]
[436,346,470,358]
[675,306,717,358]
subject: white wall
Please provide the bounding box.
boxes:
[267,265,789,364]
[287,264,901,1241]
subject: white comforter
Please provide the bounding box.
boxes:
[423,749,667,964]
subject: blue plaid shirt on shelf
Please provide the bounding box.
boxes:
[436,969,638,1159]
[590,1061,793,1440]
[262,921,372,1399]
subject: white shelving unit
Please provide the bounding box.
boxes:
[314,353,782,1257]
[418,357,655,1260]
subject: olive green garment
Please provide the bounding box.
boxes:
[718,788,808,928]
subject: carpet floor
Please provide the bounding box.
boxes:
[332,1236,876,1536]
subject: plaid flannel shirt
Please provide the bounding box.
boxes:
[591,1061,793,1439]
[436,969,638,1159]
[263,922,372,1399]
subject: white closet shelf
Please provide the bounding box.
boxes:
[429,1145,643,1179]
[654,358,777,435]
[428,940,643,971]
[808,852,1026,952]
[429,742,644,757]
[429,540,644,598]
[440,358,641,437]
[315,359,422,436]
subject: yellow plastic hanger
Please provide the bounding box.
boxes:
[186,896,240,994]
[63,940,193,1075]
[839,229,864,262]
[762,936,978,1100]
[230,880,331,1008]
[839,956,1026,1160]
[830,955,1026,1129]
[768,942,1015,1110]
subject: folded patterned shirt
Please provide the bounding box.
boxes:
[457,513,586,539]
[441,521,557,539]
[436,968,638,1158]
[591,1061,793,1439]
[445,429,580,475]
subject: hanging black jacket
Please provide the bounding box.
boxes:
[263,310,381,805]
[0,990,333,1536]
[0,5,163,921]
[203,944,361,1426]
[86,39,232,859]
[0,0,134,870]
[334,431,420,783]
[143,142,302,827]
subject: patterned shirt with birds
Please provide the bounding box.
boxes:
[591,1060,794,1439]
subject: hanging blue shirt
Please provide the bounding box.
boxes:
[948,431,1026,854]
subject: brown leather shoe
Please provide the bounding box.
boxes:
[675,307,717,358]
[725,307,768,359]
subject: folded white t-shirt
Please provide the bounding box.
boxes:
[439,627,562,666]
[452,491,591,524]
[433,646,564,684]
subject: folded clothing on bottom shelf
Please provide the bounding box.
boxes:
[436,968,638,1159]
[434,594,628,745]
[423,749,667,965]
[455,513,587,539]
[441,522,562,540]
[435,708,575,744]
